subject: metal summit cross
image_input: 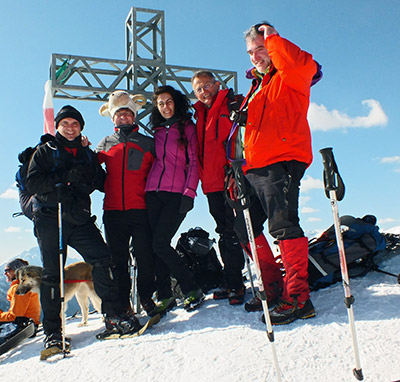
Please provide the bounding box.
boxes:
[50,6,238,131]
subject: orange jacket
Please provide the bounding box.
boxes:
[0,280,41,325]
[243,34,316,172]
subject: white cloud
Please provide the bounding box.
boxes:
[4,226,21,233]
[380,156,400,164]
[378,217,396,224]
[307,217,322,222]
[308,99,388,131]
[301,206,319,214]
[300,175,324,193]
[0,187,18,200]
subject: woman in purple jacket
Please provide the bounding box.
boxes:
[145,85,204,312]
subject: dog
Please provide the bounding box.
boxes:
[16,261,102,327]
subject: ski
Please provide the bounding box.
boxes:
[0,320,36,356]
[96,314,160,340]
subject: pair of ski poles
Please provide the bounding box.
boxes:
[229,147,364,381]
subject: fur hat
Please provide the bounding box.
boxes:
[55,105,85,130]
[6,258,28,271]
[99,91,146,120]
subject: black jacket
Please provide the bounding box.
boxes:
[26,133,105,224]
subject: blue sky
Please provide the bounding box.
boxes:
[1,0,399,264]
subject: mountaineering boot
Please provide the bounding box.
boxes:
[97,313,143,339]
[213,287,230,300]
[44,332,71,351]
[228,287,245,305]
[245,280,283,312]
[152,297,177,317]
[262,298,316,325]
[141,298,157,316]
[184,288,205,311]
[244,296,263,312]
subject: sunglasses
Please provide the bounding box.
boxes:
[4,268,11,274]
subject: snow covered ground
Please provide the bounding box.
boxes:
[1,237,399,382]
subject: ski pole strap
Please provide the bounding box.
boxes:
[319,147,345,201]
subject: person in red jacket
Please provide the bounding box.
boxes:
[97,91,157,316]
[237,22,319,325]
[0,259,40,327]
[192,71,246,305]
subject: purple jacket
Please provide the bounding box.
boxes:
[145,120,199,199]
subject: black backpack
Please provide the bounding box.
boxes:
[308,215,387,290]
[14,134,55,220]
[176,227,223,293]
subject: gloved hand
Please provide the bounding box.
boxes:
[66,165,89,185]
[179,195,194,215]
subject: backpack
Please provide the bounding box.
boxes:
[175,227,223,293]
[308,215,386,290]
[14,134,55,220]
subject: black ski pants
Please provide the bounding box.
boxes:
[146,191,199,296]
[245,160,307,240]
[33,211,121,336]
[103,209,156,310]
[206,191,245,290]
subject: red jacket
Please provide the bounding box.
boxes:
[96,126,154,210]
[243,34,316,172]
[0,280,41,325]
[193,89,233,194]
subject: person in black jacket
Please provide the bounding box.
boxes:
[26,105,142,350]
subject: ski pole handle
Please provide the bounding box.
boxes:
[319,147,345,201]
[56,183,64,203]
[230,160,247,200]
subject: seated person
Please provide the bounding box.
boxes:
[0,259,41,329]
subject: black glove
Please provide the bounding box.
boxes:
[179,195,194,214]
[66,165,90,185]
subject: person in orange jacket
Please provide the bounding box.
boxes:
[0,259,41,327]
[232,22,322,325]
[192,71,284,310]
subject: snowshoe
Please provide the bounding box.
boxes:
[40,333,71,360]
[97,314,160,340]
[183,288,205,311]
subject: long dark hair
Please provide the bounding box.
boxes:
[149,85,192,146]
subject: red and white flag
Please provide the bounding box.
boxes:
[43,80,55,135]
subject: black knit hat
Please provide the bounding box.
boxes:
[55,105,85,130]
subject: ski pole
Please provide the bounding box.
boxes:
[225,167,256,298]
[56,184,68,357]
[231,160,282,382]
[320,148,363,381]
[243,249,256,298]
[129,240,140,313]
